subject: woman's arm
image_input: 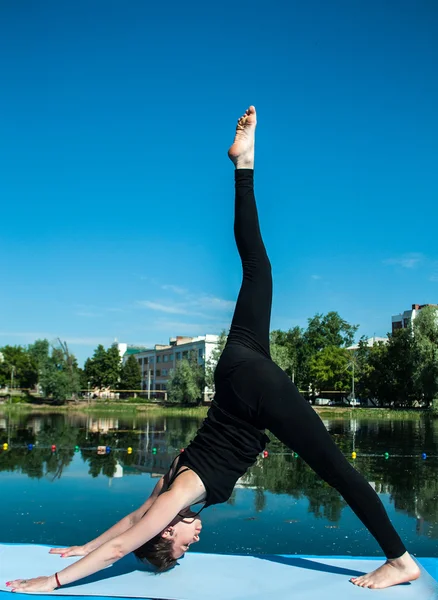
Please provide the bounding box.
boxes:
[54,488,186,586]
[8,487,186,593]
[49,476,166,558]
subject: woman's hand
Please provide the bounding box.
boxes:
[6,575,57,593]
[49,545,89,558]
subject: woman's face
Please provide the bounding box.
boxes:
[162,509,203,559]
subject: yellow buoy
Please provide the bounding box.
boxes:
[127,447,132,454]
[352,451,357,459]
[2,443,8,451]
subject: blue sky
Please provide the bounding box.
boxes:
[1,0,437,365]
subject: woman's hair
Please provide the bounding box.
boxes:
[133,533,177,573]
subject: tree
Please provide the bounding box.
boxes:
[303,312,359,353]
[354,336,380,404]
[361,329,417,407]
[270,330,295,375]
[0,345,38,389]
[39,342,81,403]
[119,355,142,398]
[413,306,438,406]
[205,330,227,392]
[270,327,306,386]
[84,344,121,389]
[167,353,205,405]
[28,339,50,387]
[309,346,350,392]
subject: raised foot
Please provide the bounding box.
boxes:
[350,554,420,589]
[228,105,257,168]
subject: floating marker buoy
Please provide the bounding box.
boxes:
[180,448,185,453]
[127,447,132,454]
[293,452,299,458]
[106,446,111,454]
[422,452,427,460]
[352,451,357,459]
[28,444,33,451]
[74,445,79,452]
[263,450,269,458]
[51,445,56,452]
[384,452,389,459]
[152,447,157,454]
[2,443,8,451]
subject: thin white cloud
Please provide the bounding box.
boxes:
[383,253,424,269]
[0,331,52,340]
[136,301,193,315]
[193,296,235,311]
[152,321,227,334]
[311,275,322,280]
[161,284,187,295]
[136,293,235,317]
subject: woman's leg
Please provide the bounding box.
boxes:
[258,363,420,588]
[225,106,272,358]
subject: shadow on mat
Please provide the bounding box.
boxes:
[60,554,156,589]
[257,555,410,585]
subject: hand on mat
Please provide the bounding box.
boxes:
[49,545,89,557]
[6,575,56,593]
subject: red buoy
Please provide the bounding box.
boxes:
[263,450,269,458]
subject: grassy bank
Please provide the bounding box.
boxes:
[0,401,433,419]
[0,401,209,417]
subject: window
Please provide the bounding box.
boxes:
[156,369,161,377]
[156,384,161,391]
[162,369,168,376]
[198,348,203,359]
[157,355,161,363]
[149,357,154,364]
[169,354,174,361]
[137,359,142,365]
[176,352,181,360]
[182,351,188,358]
[164,355,168,363]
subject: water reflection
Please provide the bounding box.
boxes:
[1,411,437,549]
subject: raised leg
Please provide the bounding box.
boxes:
[225,107,272,358]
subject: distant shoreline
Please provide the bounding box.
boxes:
[0,402,432,419]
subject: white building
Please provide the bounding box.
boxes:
[391,303,438,334]
[347,336,388,351]
[119,334,220,400]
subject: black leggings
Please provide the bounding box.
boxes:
[218,169,406,560]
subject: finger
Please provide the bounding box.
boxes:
[11,583,26,591]
[49,548,67,554]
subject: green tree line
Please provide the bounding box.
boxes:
[0,340,142,403]
[1,306,438,407]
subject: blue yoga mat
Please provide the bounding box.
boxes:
[0,545,437,599]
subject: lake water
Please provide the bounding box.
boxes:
[0,411,437,558]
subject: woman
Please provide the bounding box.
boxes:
[7,106,420,592]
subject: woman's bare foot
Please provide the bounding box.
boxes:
[228,106,257,169]
[350,552,420,589]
